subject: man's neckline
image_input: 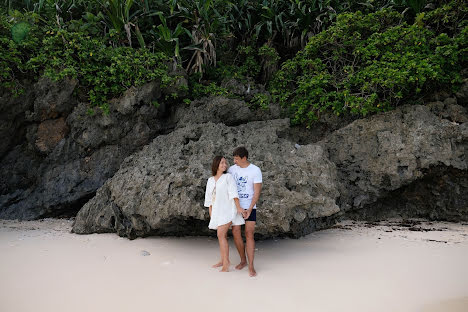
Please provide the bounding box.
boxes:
[237,163,251,169]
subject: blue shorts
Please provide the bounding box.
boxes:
[245,209,256,222]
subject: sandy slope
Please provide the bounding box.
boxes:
[0,218,467,312]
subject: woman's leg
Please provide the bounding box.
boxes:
[217,222,232,272]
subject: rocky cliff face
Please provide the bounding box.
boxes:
[0,77,172,220]
[71,120,341,238]
[321,104,467,212]
[1,76,467,239]
[71,103,467,238]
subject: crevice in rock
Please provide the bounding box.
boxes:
[343,165,468,222]
[38,191,96,219]
[221,119,258,127]
[277,116,357,145]
[183,137,200,145]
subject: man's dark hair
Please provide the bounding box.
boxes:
[211,156,225,176]
[233,146,248,159]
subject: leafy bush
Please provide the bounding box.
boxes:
[4,0,443,80]
[25,26,173,112]
[219,45,262,82]
[250,93,270,110]
[0,10,42,95]
[420,0,467,36]
[189,71,231,98]
[2,0,466,120]
[271,6,467,125]
[188,43,279,100]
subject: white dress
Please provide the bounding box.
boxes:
[204,173,245,230]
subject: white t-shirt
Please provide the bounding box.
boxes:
[228,164,262,209]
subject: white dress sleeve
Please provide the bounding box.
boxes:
[226,174,239,200]
[204,177,214,207]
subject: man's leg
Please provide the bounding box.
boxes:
[245,221,256,277]
[231,225,247,270]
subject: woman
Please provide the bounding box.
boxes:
[204,156,245,272]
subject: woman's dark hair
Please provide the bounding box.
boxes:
[233,146,248,159]
[211,156,225,176]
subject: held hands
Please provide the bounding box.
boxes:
[234,198,251,219]
[237,208,248,219]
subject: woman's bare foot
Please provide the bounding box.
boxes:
[220,262,230,272]
[235,261,247,270]
[248,267,257,277]
[212,262,223,268]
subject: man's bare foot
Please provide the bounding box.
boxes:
[235,261,247,270]
[248,267,257,277]
[212,262,223,268]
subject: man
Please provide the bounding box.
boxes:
[228,146,262,277]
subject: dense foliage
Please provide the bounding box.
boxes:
[1,9,173,112]
[271,1,467,124]
[28,27,172,112]
[0,11,41,95]
[1,0,466,122]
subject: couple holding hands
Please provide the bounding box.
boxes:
[204,147,262,277]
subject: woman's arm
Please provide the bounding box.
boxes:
[209,205,212,217]
[233,198,244,214]
[204,178,213,208]
[227,174,244,214]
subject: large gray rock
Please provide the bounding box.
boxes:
[72,120,341,238]
[426,98,468,124]
[0,144,124,220]
[0,81,36,159]
[73,104,468,239]
[110,81,161,115]
[174,96,281,127]
[29,77,78,122]
[0,80,168,220]
[2,72,468,236]
[320,105,467,214]
[0,77,77,194]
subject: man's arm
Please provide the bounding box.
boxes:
[245,183,262,219]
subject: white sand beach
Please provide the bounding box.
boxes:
[0,218,467,312]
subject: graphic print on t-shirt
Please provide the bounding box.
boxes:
[236,175,248,194]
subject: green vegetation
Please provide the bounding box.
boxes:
[250,93,271,110]
[1,8,173,111]
[271,3,467,124]
[0,11,42,96]
[1,0,466,122]
[28,27,172,112]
